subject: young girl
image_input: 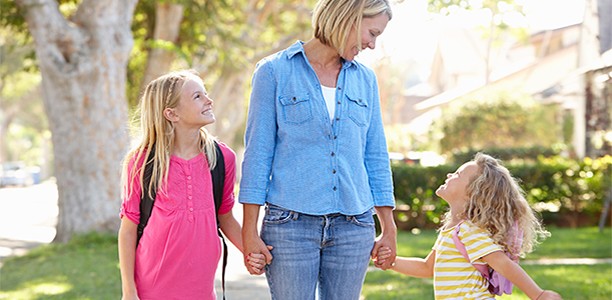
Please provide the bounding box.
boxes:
[376,153,562,300]
[118,70,265,300]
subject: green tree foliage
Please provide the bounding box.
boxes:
[0,27,45,163]
[127,0,314,107]
[436,90,559,154]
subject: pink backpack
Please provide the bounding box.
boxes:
[451,222,521,296]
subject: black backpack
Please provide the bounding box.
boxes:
[136,141,228,299]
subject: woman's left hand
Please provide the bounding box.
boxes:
[371,206,397,270]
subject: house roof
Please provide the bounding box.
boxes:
[416,40,580,111]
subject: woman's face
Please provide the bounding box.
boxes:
[341,13,389,61]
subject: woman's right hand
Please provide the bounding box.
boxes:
[243,233,273,275]
[242,204,273,275]
[245,245,273,275]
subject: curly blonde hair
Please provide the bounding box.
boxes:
[448,153,550,258]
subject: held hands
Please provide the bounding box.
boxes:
[371,233,397,270]
[245,245,273,275]
[374,246,395,270]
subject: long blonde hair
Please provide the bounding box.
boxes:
[447,153,550,258]
[312,0,392,55]
[121,69,218,200]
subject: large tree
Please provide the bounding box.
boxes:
[128,0,313,145]
[12,0,138,242]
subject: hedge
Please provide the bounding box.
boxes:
[391,155,612,230]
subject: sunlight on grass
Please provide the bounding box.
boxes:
[1,280,72,300]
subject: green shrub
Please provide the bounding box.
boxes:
[391,155,612,229]
[450,146,560,164]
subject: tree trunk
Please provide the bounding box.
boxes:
[16,0,138,242]
[0,111,15,162]
[139,2,184,93]
[207,71,248,144]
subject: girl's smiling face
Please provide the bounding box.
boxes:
[173,77,215,128]
[436,161,479,204]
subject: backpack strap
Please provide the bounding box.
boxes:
[211,141,225,222]
[137,147,157,246]
[451,222,490,278]
[211,141,228,300]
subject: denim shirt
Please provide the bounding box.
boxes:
[239,41,394,215]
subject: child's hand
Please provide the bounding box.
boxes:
[374,246,394,269]
[537,290,563,300]
[246,245,273,275]
[246,252,266,275]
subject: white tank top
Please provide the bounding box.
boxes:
[321,85,336,123]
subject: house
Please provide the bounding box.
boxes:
[400,0,610,158]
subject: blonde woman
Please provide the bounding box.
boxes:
[239,0,397,299]
[377,153,562,300]
[118,70,265,300]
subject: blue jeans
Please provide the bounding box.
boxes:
[261,204,376,300]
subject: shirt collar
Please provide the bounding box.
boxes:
[286,40,357,69]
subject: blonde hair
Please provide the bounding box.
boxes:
[312,0,392,55]
[446,153,550,258]
[121,69,218,200]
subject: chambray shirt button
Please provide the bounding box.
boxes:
[336,101,341,104]
[338,87,342,90]
[334,135,337,139]
[333,186,337,191]
[332,169,336,174]
[335,117,340,121]
[331,152,335,156]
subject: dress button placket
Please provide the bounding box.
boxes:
[186,168,194,222]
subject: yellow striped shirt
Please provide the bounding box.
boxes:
[433,221,502,299]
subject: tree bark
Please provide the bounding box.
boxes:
[139,2,184,93]
[16,0,138,242]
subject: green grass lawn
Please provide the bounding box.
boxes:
[0,227,610,299]
[363,226,612,300]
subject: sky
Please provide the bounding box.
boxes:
[358,0,587,68]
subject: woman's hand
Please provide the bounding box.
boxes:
[245,245,273,275]
[374,246,393,269]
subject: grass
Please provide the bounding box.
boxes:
[393,226,612,259]
[0,227,610,299]
[362,264,612,300]
[362,226,612,300]
[0,233,119,299]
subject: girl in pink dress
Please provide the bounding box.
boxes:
[118,70,265,300]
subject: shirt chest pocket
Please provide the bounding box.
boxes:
[346,93,369,127]
[279,93,313,124]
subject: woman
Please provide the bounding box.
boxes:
[239,1,397,299]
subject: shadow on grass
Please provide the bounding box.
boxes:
[0,233,120,300]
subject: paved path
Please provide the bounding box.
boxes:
[1,182,610,300]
